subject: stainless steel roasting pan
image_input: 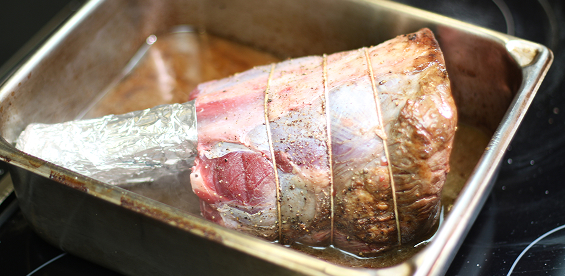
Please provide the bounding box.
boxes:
[0,0,553,275]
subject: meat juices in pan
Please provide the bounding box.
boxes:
[189,28,457,255]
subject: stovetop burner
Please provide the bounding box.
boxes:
[1,0,564,275]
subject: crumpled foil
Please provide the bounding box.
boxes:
[16,101,197,185]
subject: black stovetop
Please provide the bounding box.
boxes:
[1,0,565,275]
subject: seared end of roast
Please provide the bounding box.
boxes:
[332,28,456,255]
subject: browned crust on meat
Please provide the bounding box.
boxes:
[334,28,456,255]
[390,29,456,244]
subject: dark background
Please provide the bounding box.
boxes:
[1,0,565,275]
[0,0,77,77]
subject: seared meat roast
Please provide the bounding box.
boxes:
[189,28,457,255]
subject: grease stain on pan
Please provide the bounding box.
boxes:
[49,170,88,193]
[27,158,46,168]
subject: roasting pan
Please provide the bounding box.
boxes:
[0,0,553,275]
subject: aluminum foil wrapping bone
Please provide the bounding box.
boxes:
[15,101,198,185]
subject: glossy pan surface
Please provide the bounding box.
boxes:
[0,0,552,275]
